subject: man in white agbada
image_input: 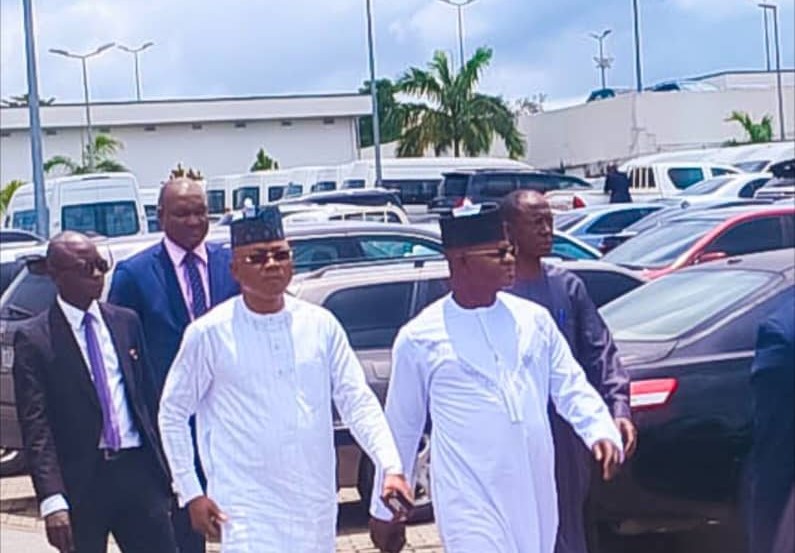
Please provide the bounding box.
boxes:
[159,205,412,552]
[369,203,624,553]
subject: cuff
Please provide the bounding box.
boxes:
[40,494,69,518]
[611,401,632,420]
[174,476,204,509]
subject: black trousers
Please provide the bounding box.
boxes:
[70,448,176,553]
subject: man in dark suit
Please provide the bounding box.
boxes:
[603,164,632,204]
[108,176,238,552]
[13,232,175,553]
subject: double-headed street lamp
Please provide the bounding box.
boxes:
[118,42,154,102]
[758,3,786,140]
[49,42,115,171]
[589,29,613,90]
[436,0,477,72]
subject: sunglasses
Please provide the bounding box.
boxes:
[243,248,293,266]
[62,257,111,276]
[462,245,516,260]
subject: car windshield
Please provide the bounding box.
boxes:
[602,269,775,341]
[11,209,37,232]
[62,201,140,237]
[554,212,587,231]
[603,219,715,269]
[680,177,732,196]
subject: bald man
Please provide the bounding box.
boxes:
[502,191,636,553]
[13,232,175,553]
[108,177,239,553]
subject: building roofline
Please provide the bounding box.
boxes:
[688,68,795,81]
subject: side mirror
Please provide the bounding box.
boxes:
[695,251,727,265]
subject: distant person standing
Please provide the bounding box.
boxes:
[747,301,794,553]
[603,164,632,204]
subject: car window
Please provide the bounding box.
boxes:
[554,212,588,231]
[286,184,303,198]
[603,220,715,269]
[358,237,443,261]
[705,216,784,257]
[554,176,591,190]
[290,238,360,273]
[268,186,286,202]
[441,175,469,197]
[470,175,517,198]
[585,209,656,235]
[323,282,414,349]
[420,278,450,308]
[738,178,770,199]
[0,269,57,321]
[342,179,366,190]
[381,179,441,204]
[668,168,705,190]
[573,270,642,307]
[712,167,737,176]
[516,174,551,192]
[206,190,226,214]
[602,269,775,341]
[311,182,336,193]
[233,186,260,208]
[11,210,38,232]
[62,201,140,237]
[551,235,598,260]
[0,261,24,296]
[680,177,732,196]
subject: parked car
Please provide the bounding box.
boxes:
[590,249,794,545]
[754,158,795,202]
[0,229,44,245]
[602,205,794,279]
[673,173,771,205]
[428,169,594,215]
[277,188,404,210]
[646,80,720,93]
[553,204,664,251]
[586,87,632,102]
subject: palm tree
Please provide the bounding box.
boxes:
[1,93,55,107]
[725,111,773,144]
[250,148,280,171]
[44,134,128,175]
[358,78,403,148]
[0,179,26,217]
[395,47,525,159]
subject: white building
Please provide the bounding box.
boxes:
[0,93,369,186]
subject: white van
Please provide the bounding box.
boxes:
[284,166,342,197]
[338,157,532,205]
[619,161,741,200]
[138,187,161,232]
[4,173,147,238]
[206,175,234,216]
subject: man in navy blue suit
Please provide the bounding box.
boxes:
[108,176,239,553]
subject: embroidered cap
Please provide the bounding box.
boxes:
[230,205,285,248]
[440,202,506,249]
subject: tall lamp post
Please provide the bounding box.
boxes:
[631,0,644,92]
[22,0,47,237]
[49,42,115,171]
[758,3,786,140]
[118,42,154,101]
[436,0,477,72]
[762,8,772,71]
[365,0,382,186]
[589,29,613,89]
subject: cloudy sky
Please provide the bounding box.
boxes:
[1,0,793,110]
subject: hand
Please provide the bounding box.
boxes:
[369,517,407,553]
[44,510,74,553]
[382,473,414,520]
[592,439,622,481]
[614,417,637,459]
[187,495,228,542]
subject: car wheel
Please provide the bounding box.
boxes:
[0,447,26,477]
[357,433,434,523]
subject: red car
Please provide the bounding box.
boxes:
[603,205,795,279]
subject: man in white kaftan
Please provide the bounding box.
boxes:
[369,203,623,553]
[160,205,409,553]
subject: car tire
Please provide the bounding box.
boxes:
[357,433,434,524]
[0,447,26,477]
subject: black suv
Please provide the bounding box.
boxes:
[429,169,593,214]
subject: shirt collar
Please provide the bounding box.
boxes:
[56,296,102,330]
[163,236,208,267]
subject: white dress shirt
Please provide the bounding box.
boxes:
[40,297,141,518]
[370,293,623,553]
[163,237,209,320]
[159,295,402,552]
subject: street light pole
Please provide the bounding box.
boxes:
[631,0,643,92]
[49,42,115,172]
[118,42,154,101]
[365,0,382,186]
[21,0,48,238]
[437,0,476,72]
[759,4,786,140]
[762,8,771,71]
[590,29,613,89]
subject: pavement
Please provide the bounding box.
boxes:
[1,475,443,553]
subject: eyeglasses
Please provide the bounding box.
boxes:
[243,248,293,266]
[62,257,111,276]
[462,245,516,260]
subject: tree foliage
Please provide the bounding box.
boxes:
[250,148,280,171]
[0,179,26,216]
[170,163,204,181]
[358,79,404,148]
[1,93,56,107]
[44,134,128,175]
[725,111,773,144]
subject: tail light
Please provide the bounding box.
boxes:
[453,197,472,209]
[630,378,678,410]
[572,195,586,209]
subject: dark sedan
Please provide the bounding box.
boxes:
[589,249,794,549]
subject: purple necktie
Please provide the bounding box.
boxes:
[83,312,121,451]
[183,252,208,318]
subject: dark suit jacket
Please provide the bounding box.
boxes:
[603,171,632,203]
[107,241,239,397]
[12,302,171,508]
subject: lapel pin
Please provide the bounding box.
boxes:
[129,348,139,361]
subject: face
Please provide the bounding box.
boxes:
[506,203,554,259]
[159,185,209,251]
[49,241,109,307]
[231,240,294,301]
[448,237,516,292]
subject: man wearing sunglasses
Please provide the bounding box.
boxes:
[158,206,410,552]
[502,190,636,553]
[13,232,176,553]
[369,203,623,553]
[108,176,238,553]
